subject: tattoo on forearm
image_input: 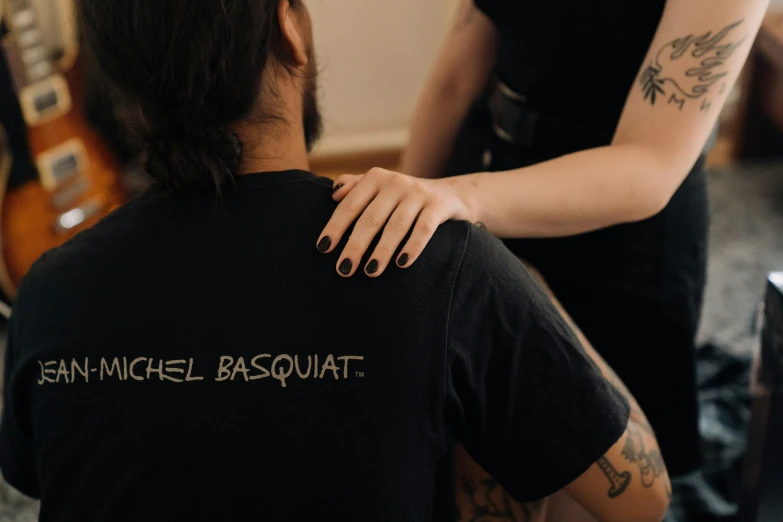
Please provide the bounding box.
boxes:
[640,19,746,111]
[621,426,666,488]
[460,477,545,521]
[596,457,632,498]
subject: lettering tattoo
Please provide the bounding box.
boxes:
[640,20,746,111]
[596,457,632,499]
[621,426,666,488]
[460,477,545,521]
[668,94,685,110]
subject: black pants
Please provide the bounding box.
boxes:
[448,104,708,477]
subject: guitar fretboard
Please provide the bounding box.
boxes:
[6,0,53,84]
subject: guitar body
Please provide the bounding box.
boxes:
[0,57,126,297]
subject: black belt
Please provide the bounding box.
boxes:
[487,79,611,156]
[487,78,718,158]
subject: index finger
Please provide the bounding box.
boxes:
[316,176,379,254]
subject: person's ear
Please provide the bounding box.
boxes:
[278,0,309,67]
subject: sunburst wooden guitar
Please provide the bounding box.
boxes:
[0,0,126,299]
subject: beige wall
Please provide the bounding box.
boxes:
[309,0,459,157]
[310,1,783,158]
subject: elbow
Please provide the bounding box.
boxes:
[626,190,671,223]
[622,150,691,223]
[619,484,671,522]
[645,484,671,522]
[647,482,672,522]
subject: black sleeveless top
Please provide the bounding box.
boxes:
[475,0,666,134]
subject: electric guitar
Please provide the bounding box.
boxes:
[0,0,126,298]
[0,122,16,306]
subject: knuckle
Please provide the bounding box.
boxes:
[388,172,410,189]
[426,193,446,208]
[367,167,387,179]
[417,221,436,237]
[341,242,362,260]
[339,201,362,216]
[387,215,411,233]
[358,211,383,229]
[406,240,425,255]
[372,245,392,260]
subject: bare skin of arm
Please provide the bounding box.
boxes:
[456,444,549,522]
[317,0,770,277]
[456,266,670,522]
[400,0,498,180]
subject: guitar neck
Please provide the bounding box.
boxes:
[4,0,55,86]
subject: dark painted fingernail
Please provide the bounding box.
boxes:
[397,253,410,267]
[317,236,332,253]
[338,259,353,275]
[366,259,379,275]
[332,183,344,193]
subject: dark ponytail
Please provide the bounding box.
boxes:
[143,127,244,192]
[78,0,295,192]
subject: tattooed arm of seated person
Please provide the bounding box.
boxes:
[456,443,549,522]
[455,265,671,522]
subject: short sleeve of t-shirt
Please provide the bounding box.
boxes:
[446,226,630,502]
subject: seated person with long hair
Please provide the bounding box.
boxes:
[0,2,670,521]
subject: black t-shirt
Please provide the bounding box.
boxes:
[0,170,628,521]
[474,0,666,133]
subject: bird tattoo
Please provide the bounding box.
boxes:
[640,19,746,110]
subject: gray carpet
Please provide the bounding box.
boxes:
[0,161,781,519]
[697,161,783,355]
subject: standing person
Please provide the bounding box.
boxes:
[317,0,769,492]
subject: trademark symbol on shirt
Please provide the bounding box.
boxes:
[355,372,365,378]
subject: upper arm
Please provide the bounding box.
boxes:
[448,229,631,503]
[613,0,769,184]
[523,267,671,521]
[432,0,499,100]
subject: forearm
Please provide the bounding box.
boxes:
[401,79,478,179]
[401,0,498,179]
[449,143,682,238]
[456,0,767,240]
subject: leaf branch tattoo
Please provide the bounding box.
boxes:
[621,426,666,488]
[460,477,545,521]
[640,19,746,112]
